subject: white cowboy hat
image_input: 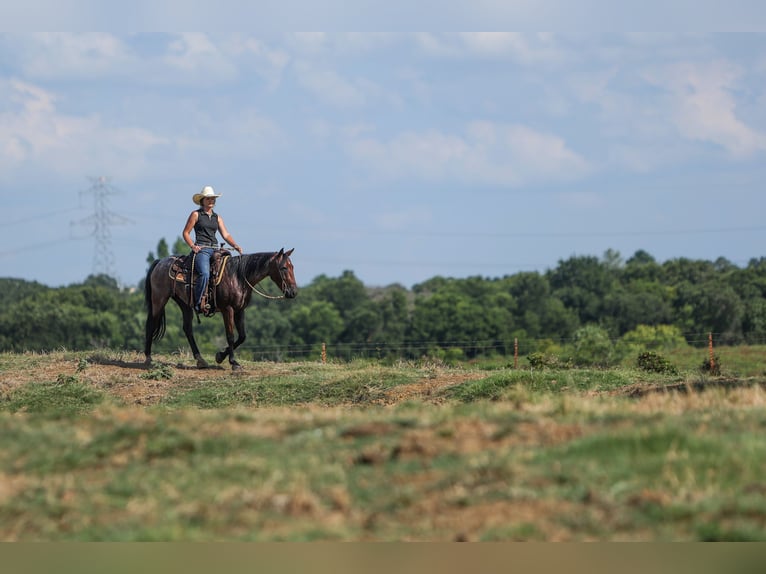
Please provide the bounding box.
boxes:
[192,185,222,205]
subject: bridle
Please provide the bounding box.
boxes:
[244,256,291,300]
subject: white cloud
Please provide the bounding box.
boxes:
[286,32,396,55]
[415,32,566,64]
[287,32,328,54]
[7,33,244,86]
[11,32,131,79]
[461,32,565,63]
[224,36,290,90]
[298,65,364,107]
[163,33,238,80]
[222,109,287,154]
[293,61,370,108]
[346,122,590,187]
[0,79,166,182]
[645,59,766,158]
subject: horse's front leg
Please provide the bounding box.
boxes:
[182,306,208,368]
[216,309,247,370]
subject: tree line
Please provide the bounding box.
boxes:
[1,245,765,363]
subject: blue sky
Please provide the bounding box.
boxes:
[3,32,766,288]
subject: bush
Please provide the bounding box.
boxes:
[571,325,615,367]
[636,351,678,375]
[140,364,174,380]
[527,352,568,369]
[621,324,688,350]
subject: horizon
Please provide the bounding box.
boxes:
[3,245,762,291]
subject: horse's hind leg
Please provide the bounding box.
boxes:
[181,306,208,368]
[144,272,170,366]
[144,318,156,365]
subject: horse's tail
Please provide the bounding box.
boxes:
[145,259,166,342]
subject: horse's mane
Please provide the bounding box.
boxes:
[231,252,276,282]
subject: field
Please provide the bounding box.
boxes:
[1,347,766,541]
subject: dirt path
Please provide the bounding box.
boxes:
[0,353,485,407]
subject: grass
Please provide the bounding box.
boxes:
[665,344,766,377]
[3,377,106,418]
[160,364,420,408]
[1,349,765,541]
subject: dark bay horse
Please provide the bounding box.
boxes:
[144,248,297,370]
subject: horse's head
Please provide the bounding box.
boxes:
[268,248,298,299]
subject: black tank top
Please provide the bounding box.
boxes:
[194,209,219,246]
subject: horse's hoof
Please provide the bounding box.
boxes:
[215,351,226,364]
[196,357,209,369]
[231,363,243,371]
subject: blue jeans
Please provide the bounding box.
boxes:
[193,247,215,308]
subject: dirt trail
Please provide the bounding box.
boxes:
[0,354,484,407]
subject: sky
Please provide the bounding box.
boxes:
[3,31,766,289]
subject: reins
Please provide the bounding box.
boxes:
[245,275,286,299]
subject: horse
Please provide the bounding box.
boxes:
[144,248,297,370]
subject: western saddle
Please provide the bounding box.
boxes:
[168,248,232,317]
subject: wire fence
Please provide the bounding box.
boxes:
[198,331,766,363]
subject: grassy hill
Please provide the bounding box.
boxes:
[1,348,765,541]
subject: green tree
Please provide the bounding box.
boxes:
[547,254,617,325]
[503,272,578,342]
[602,281,674,336]
[306,271,381,344]
[147,238,170,266]
[172,236,188,255]
[243,302,295,360]
[616,324,688,359]
[570,325,615,367]
[624,250,663,282]
[731,257,766,344]
[370,285,410,349]
[408,283,512,358]
[288,301,344,348]
[673,280,744,344]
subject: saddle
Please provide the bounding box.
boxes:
[169,248,232,316]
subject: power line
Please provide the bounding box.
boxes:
[0,238,80,259]
[10,207,80,227]
[252,222,766,240]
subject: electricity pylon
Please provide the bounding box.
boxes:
[72,176,132,282]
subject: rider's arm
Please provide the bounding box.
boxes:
[183,211,201,253]
[217,216,243,254]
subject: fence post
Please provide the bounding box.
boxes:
[322,342,327,364]
[708,332,714,370]
[514,337,518,369]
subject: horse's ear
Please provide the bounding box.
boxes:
[285,248,294,257]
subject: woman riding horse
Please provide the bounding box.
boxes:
[182,185,243,315]
[144,247,297,370]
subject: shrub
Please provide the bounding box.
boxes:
[527,352,567,369]
[621,324,688,351]
[141,364,174,380]
[636,351,678,375]
[571,325,614,367]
